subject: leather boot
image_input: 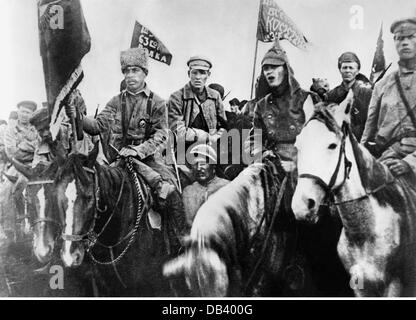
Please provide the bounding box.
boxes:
[162,190,190,256]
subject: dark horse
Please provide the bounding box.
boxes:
[7,158,93,297]
[164,160,323,296]
[9,159,62,265]
[56,144,171,296]
[164,120,351,296]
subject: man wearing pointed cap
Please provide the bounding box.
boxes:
[245,42,318,177]
[168,55,227,179]
[65,47,188,253]
[326,51,372,141]
[362,17,416,179]
[181,144,229,225]
[0,100,38,241]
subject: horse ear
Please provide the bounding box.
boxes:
[86,141,100,168]
[303,94,315,123]
[333,89,354,126]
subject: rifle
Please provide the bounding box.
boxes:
[94,104,100,119]
[374,62,392,86]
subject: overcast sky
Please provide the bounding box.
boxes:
[1,0,416,120]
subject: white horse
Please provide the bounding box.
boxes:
[292,91,416,297]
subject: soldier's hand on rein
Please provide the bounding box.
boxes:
[386,159,410,176]
[119,147,138,158]
[64,104,76,118]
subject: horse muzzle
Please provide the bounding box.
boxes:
[34,242,54,264]
[61,243,85,268]
[292,180,324,224]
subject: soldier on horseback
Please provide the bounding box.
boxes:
[243,42,351,295]
[65,47,188,254]
[30,92,94,168]
[326,52,372,141]
[245,41,318,187]
[362,17,416,181]
[167,56,227,186]
[0,101,38,242]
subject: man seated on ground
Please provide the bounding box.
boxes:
[182,144,229,225]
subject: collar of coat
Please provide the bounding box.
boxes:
[182,82,218,100]
[125,83,151,97]
[398,61,416,75]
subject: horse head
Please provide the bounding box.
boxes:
[11,158,61,264]
[163,238,229,296]
[292,90,354,223]
[57,143,99,267]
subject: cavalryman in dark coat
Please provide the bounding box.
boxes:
[362,17,416,179]
[326,52,372,141]
[245,42,317,175]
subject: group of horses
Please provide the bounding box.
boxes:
[6,91,416,297]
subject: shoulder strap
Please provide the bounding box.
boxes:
[146,91,153,116]
[182,87,192,129]
[395,72,416,129]
[121,91,128,147]
[145,91,153,139]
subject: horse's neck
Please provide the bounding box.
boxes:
[334,137,376,238]
[97,164,127,211]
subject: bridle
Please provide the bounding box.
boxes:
[298,121,353,204]
[60,159,149,266]
[297,119,395,207]
[26,180,63,233]
[60,165,124,247]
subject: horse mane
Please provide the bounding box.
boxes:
[55,153,128,213]
[94,161,127,205]
[348,129,405,211]
[308,102,341,136]
[56,153,91,186]
[310,105,405,210]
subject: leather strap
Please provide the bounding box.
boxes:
[121,91,128,147]
[145,91,153,140]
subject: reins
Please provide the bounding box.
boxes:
[243,162,288,294]
[60,158,149,266]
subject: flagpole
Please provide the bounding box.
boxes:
[250,40,259,99]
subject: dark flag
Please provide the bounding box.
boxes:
[38,0,91,139]
[369,23,386,84]
[256,0,308,49]
[130,21,172,66]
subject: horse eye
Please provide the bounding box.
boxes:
[328,143,337,150]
